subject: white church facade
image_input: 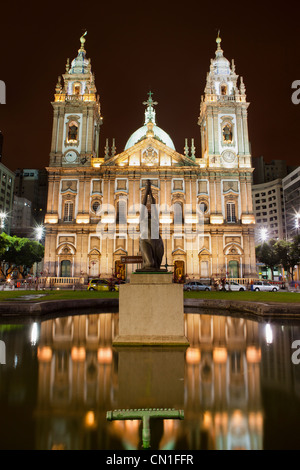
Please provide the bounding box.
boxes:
[43,34,256,283]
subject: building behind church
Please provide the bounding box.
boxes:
[43,34,257,283]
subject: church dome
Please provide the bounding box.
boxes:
[124,92,176,151]
[212,55,231,75]
[125,124,175,150]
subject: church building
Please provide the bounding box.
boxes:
[43,33,256,283]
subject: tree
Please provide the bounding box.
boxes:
[255,239,281,280]
[275,236,300,281]
[0,233,44,279]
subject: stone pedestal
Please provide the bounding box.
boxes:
[113,272,189,346]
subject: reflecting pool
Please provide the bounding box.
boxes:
[1,311,300,450]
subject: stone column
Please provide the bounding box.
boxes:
[242,107,250,155]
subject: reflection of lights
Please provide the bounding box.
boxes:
[14,355,18,368]
[71,346,86,361]
[97,347,112,364]
[37,346,52,362]
[246,346,261,363]
[265,323,273,344]
[214,412,228,429]
[213,347,228,363]
[125,420,140,433]
[202,411,212,429]
[163,419,175,434]
[186,347,201,364]
[31,322,39,345]
[230,410,245,432]
[248,412,263,430]
[84,411,96,428]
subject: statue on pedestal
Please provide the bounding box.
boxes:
[139,180,164,271]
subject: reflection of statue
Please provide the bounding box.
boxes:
[107,408,184,449]
[223,124,232,142]
[139,180,164,271]
[68,124,78,141]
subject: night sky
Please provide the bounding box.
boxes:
[0,1,299,171]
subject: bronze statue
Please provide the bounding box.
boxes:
[139,180,164,271]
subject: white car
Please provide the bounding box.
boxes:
[251,281,279,292]
[220,281,246,291]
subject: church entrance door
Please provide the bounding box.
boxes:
[61,260,71,277]
[174,260,185,283]
[228,260,239,278]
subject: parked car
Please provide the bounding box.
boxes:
[184,281,211,292]
[219,281,246,291]
[251,281,279,292]
[87,279,119,292]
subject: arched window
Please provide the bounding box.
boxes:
[68,121,78,142]
[92,200,101,214]
[174,202,183,225]
[63,201,74,222]
[199,201,208,213]
[222,123,232,142]
[116,199,127,225]
[221,85,227,95]
[226,202,236,223]
[73,83,81,95]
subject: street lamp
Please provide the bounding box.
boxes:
[34,225,44,242]
[0,211,7,231]
[261,227,268,243]
[295,214,300,235]
[34,225,45,288]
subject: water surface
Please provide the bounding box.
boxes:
[1,311,300,450]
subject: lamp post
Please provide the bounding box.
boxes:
[260,227,268,279]
[0,211,7,232]
[295,214,300,235]
[261,227,268,243]
[34,225,45,288]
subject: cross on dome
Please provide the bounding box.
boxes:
[143,91,158,125]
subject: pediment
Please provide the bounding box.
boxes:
[224,243,244,255]
[172,247,186,255]
[198,248,211,256]
[56,242,76,255]
[102,137,197,168]
[113,247,128,255]
[88,248,101,256]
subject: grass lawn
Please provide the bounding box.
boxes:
[0,288,299,303]
[0,289,119,302]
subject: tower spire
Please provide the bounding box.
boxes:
[143,91,158,125]
[79,31,87,53]
[215,30,224,58]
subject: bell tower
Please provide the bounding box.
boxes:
[49,32,102,167]
[198,34,251,170]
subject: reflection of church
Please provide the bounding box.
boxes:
[35,313,263,450]
[43,33,256,281]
